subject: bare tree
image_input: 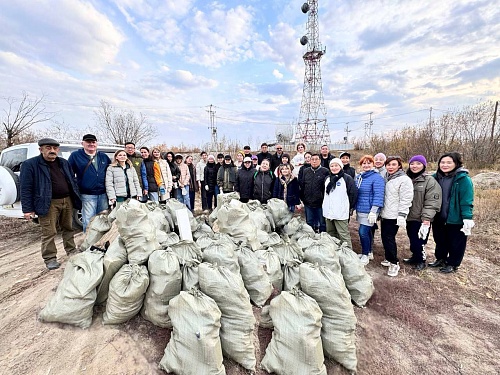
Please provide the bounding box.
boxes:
[93,100,156,145]
[1,92,53,148]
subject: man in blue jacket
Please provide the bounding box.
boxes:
[68,134,111,232]
[20,138,81,270]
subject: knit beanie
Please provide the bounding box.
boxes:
[374,153,387,162]
[329,158,343,169]
[409,155,427,166]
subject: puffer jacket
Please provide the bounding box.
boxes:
[355,169,385,214]
[433,169,474,224]
[217,164,237,193]
[141,159,172,193]
[105,161,142,200]
[235,165,255,199]
[380,170,414,219]
[204,162,218,192]
[407,173,442,222]
[253,169,275,204]
[322,174,358,220]
[299,165,330,208]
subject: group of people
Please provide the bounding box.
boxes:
[20,135,474,278]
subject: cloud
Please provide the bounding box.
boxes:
[359,26,412,50]
[273,69,283,79]
[454,57,500,83]
[0,0,125,74]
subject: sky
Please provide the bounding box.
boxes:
[1,0,499,149]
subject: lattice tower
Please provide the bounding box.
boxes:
[294,0,330,145]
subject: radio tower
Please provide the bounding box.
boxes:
[294,0,330,145]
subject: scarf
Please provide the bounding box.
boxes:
[406,167,426,180]
[326,169,344,194]
[387,168,406,181]
[279,175,293,203]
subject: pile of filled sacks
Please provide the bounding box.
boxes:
[38,195,374,374]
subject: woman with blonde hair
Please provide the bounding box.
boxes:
[141,147,172,202]
[291,143,306,177]
[106,150,142,208]
[273,163,300,212]
[235,150,245,169]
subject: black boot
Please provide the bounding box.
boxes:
[440,265,458,273]
[415,262,426,271]
[428,259,445,268]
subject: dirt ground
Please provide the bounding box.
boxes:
[0,214,499,375]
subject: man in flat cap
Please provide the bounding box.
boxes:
[68,134,111,231]
[20,138,81,270]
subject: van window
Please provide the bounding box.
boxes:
[0,148,27,172]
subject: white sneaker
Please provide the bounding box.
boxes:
[358,254,363,259]
[381,259,391,267]
[359,254,369,266]
[368,252,374,260]
[387,262,400,277]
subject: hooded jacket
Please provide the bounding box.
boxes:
[235,164,255,199]
[322,173,358,220]
[355,169,385,214]
[380,169,414,219]
[105,160,142,200]
[433,168,474,224]
[217,162,237,192]
[407,172,442,222]
[253,169,275,203]
[204,162,218,192]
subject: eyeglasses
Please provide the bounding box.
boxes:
[276,148,282,150]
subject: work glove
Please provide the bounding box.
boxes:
[418,223,430,239]
[205,185,209,191]
[367,212,377,225]
[396,216,407,228]
[460,219,475,236]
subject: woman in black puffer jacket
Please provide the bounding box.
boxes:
[235,157,255,203]
[253,159,275,204]
[204,155,218,210]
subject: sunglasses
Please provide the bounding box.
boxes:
[276,148,282,150]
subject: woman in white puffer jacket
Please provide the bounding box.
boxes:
[380,156,414,277]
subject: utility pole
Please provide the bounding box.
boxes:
[364,112,373,149]
[344,122,351,144]
[491,100,498,142]
[428,107,433,126]
[206,104,217,150]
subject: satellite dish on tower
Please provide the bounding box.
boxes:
[300,36,308,45]
[301,3,310,13]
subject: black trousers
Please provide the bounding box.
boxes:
[381,218,400,264]
[200,181,208,210]
[432,218,468,267]
[406,220,429,262]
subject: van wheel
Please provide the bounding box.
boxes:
[0,166,20,205]
[73,209,83,231]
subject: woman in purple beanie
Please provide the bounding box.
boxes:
[404,155,442,270]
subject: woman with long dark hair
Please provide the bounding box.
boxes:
[429,152,474,273]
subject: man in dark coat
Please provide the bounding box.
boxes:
[235,157,255,203]
[20,138,81,270]
[256,142,272,165]
[320,144,333,168]
[299,153,329,232]
[270,144,284,171]
[339,151,356,179]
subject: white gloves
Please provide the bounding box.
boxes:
[396,216,406,228]
[461,219,475,236]
[205,185,209,191]
[219,189,224,195]
[418,223,430,239]
[367,212,377,225]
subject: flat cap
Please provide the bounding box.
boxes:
[38,138,60,147]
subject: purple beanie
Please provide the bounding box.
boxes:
[409,155,427,166]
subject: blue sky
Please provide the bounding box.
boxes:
[1,0,498,149]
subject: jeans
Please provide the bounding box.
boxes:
[304,206,326,232]
[359,224,373,255]
[39,197,75,263]
[176,188,191,210]
[148,191,159,202]
[214,185,220,208]
[189,190,195,212]
[81,193,108,232]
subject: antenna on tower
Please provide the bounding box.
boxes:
[294,0,330,146]
[206,104,217,149]
[364,112,373,149]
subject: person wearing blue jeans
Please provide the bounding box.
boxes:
[68,134,111,232]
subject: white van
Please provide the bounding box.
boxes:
[0,141,123,229]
